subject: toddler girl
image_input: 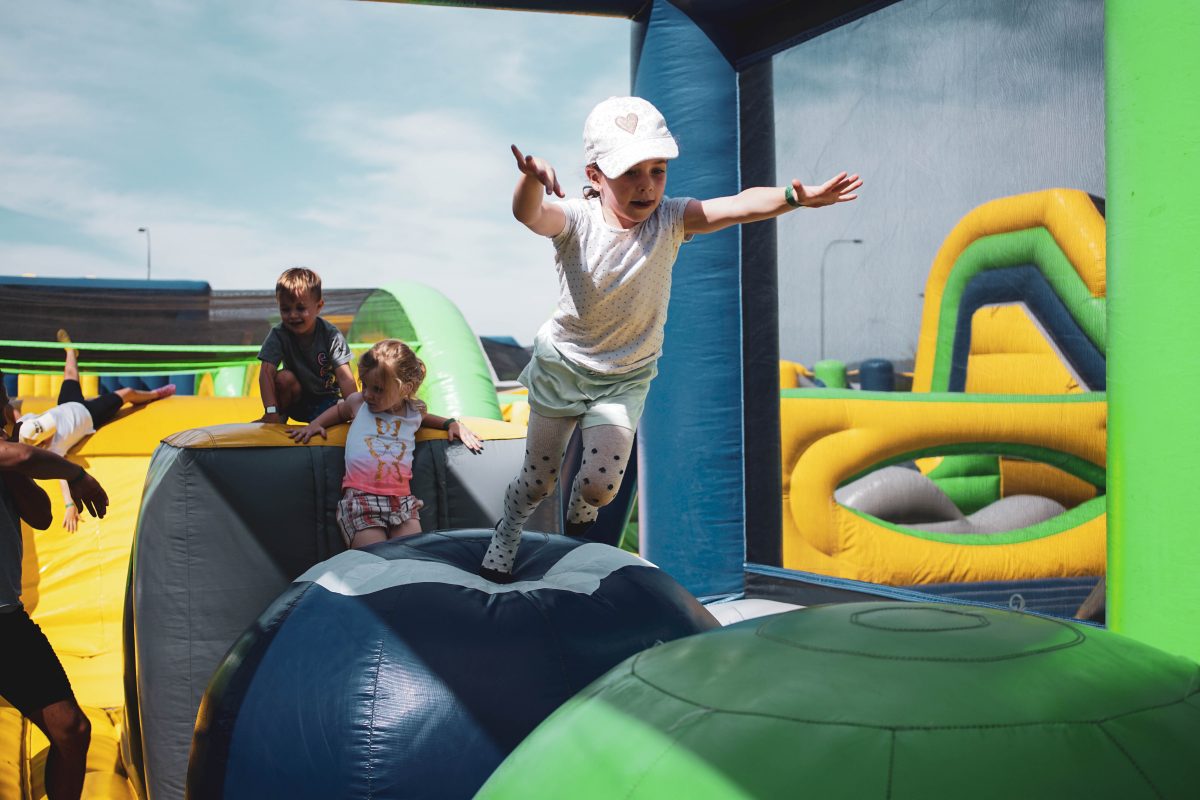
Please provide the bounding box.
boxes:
[481,95,861,581]
[289,339,482,548]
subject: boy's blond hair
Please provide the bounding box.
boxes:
[358,339,427,411]
[275,267,322,301]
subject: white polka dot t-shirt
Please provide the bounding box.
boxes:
[543,195,693,375]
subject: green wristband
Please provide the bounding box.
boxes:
[442,417,457,431]
[67,465,87,485]
[784,184,803,208]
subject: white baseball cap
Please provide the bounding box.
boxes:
[583,96,679,179]
[16,411,55,446]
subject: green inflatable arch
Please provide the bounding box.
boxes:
[348,280,502,420]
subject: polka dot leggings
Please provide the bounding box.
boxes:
[482,412,634,576]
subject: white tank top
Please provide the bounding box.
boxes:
[342,400,422,496]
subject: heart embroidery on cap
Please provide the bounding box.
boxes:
[615,113,638,134]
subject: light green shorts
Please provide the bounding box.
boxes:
[519,335,658,430]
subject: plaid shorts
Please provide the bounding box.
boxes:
[336,488,423,545]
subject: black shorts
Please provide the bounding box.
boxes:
[57,379,122,429]
[0,608,75,717]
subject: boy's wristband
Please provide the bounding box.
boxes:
[784,184,804,208]
[442,418,457,431]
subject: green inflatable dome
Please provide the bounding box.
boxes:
[478,602,1200,799]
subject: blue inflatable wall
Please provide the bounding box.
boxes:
[634,0,744,598]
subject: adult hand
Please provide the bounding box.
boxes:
[287,423,326,444]
[791,172,862,208]
[449,421,484,454]
[512,145,564,198]
[68,471,108,520]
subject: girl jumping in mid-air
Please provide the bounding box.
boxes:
[289,339,483,549]
[481,95,861,581]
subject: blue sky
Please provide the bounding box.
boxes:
[0,0,630,341]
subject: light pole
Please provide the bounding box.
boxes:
[137,227,152,280]
[819,238,864,360]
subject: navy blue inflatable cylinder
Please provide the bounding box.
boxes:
[2,373,16,398]
[634,1,744,598]
[188,532,717,799]
[859,358,895,391]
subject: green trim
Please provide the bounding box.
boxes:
[0,338,393,353]
[1,358,257,372]
[351,281,501,420]
[844,494,1106,546]
[927,227,1106,390]
[782,388,1106,404]
[841,442,1106,489]
[0,339,261,353]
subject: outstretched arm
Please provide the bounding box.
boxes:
[684,172,861,235]
[511,145,568,238]
[421,414,484,454]
[288,393,364,444]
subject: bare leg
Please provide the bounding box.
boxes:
[114,384,176,406]
[57,330,79,383]
[348,526,387,549]
[27,699,90,800]
[388,517,423,539]
[274,370,301,413]
[1075,576,1106,622]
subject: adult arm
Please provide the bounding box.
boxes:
[0,471,52,530]
[511,145,568,237]
[683,172,862,235]
[0,441,108,520]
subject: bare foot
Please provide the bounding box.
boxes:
[56,328,77,359]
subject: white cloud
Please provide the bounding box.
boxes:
[0,1,630,343]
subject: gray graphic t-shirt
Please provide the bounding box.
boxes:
[257,317,352,404]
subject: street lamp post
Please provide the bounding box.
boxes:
[137,227,152,280]
[819,238,864,360]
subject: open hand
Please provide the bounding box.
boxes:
[287,423,326,444]
[68,472,108,521]
[512,145,564,198]
[791,172,862,208]
[63,504,80,533]
[448,421,484,454]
